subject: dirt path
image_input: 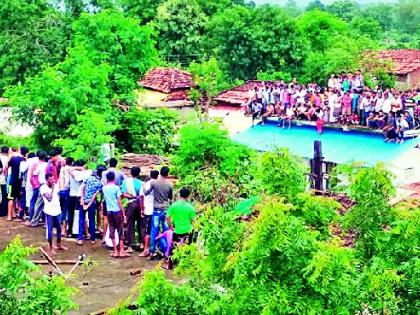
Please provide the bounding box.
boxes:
[0,218,158,314]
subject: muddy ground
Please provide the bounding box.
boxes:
[0,218,160,314]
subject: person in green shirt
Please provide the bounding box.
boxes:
[167,187,196,241]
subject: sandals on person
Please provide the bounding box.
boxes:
[111,253,120,258]
[138,251,150,258]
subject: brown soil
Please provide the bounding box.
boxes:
[0,218,159,315]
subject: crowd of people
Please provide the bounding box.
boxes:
[247,73,420,142]
[0,146,196,270]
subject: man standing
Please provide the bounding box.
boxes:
[77,165,105,245]
[121,166,142,253]
[68,160,91,237]
[164,187,196,269]
[0,146,9,217]
[41,173,67,255]
[102,158,125,187]
[7,146,28,221]
[144,166,173,260]
[103,171,130,258]
[59,157,73,236]
[139,170,159,257]
[27,152,48,227]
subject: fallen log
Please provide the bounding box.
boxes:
[31,260,79,265]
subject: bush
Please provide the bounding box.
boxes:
[0,237,77,314]
[259,149,307,202]
[174,122,256,205]
[117,108,179,155]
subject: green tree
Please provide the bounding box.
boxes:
[0,0,70,93]
[188,57,231,109]
[155,0,207,64]
[395,0,420,34]
[117,108,179,155]
[296,10,347,52]
[72,10,158,99]
[54,109,116,165]
[350,16,382,40]
[360,4,395,32]
[206,5,306,80]
[306,0,325,11]
[7,10,157,147]
[326,0,360,22]
[118,0,165,23]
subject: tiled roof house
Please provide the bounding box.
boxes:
[214,80,282,107]
[137,68,196,108]
[377,49,420,88]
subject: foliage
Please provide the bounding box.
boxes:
[0,237,76,314]
[72,10,158,100]
[154,0,207,62]
[256,70,292,82]
[54,109,115,165]
[344,163,395,258]
[296,10,347,53]
[118,0,165,24]
[174,122,256,206]
[188,57,230,99]
[349,16,382,40]
[0,0,70,93]
[6,54,112,148]
[259,149,306,202]
[206,5,306,80]
[325,0,360,22]
[7,9,157,149]
[0,132,35,151]
[117,108,179,155]
[293,193,339,238]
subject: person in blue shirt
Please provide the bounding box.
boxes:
[121,166,143,253]
[103,171,130,258]
[77,165,105,245]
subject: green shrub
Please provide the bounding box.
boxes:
[0,237,77,314]
[117,108,179,155]
[293,193,340,238]
[259,149,307,202]
[174,122,256,205]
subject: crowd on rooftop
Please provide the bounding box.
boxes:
[0,147,195,270]
[247,73,420,142]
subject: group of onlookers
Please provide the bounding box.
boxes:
[247,73,420,142]
[0,146,196,269]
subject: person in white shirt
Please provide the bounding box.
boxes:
[396,115,409,143]
[67,159,91,237]
[138,170,159,257]
[27,152,48,227]
[41,172,68,255]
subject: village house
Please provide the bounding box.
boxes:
[377,49,420,89]
[137,67,196,108]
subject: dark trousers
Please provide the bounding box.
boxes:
[67,196,79,236]
[59,190,70,222]
[45,214,62,242]
[0,184,7,217]
[125,201,141,246]
[78,202,96,241]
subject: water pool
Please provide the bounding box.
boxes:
[233,123,419,164]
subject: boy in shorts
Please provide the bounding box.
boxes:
[103,171,130,258]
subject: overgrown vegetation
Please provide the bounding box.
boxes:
[0,237,76,314]
[111,122,420,315]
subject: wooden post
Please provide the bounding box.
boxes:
[313,141,324,194]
